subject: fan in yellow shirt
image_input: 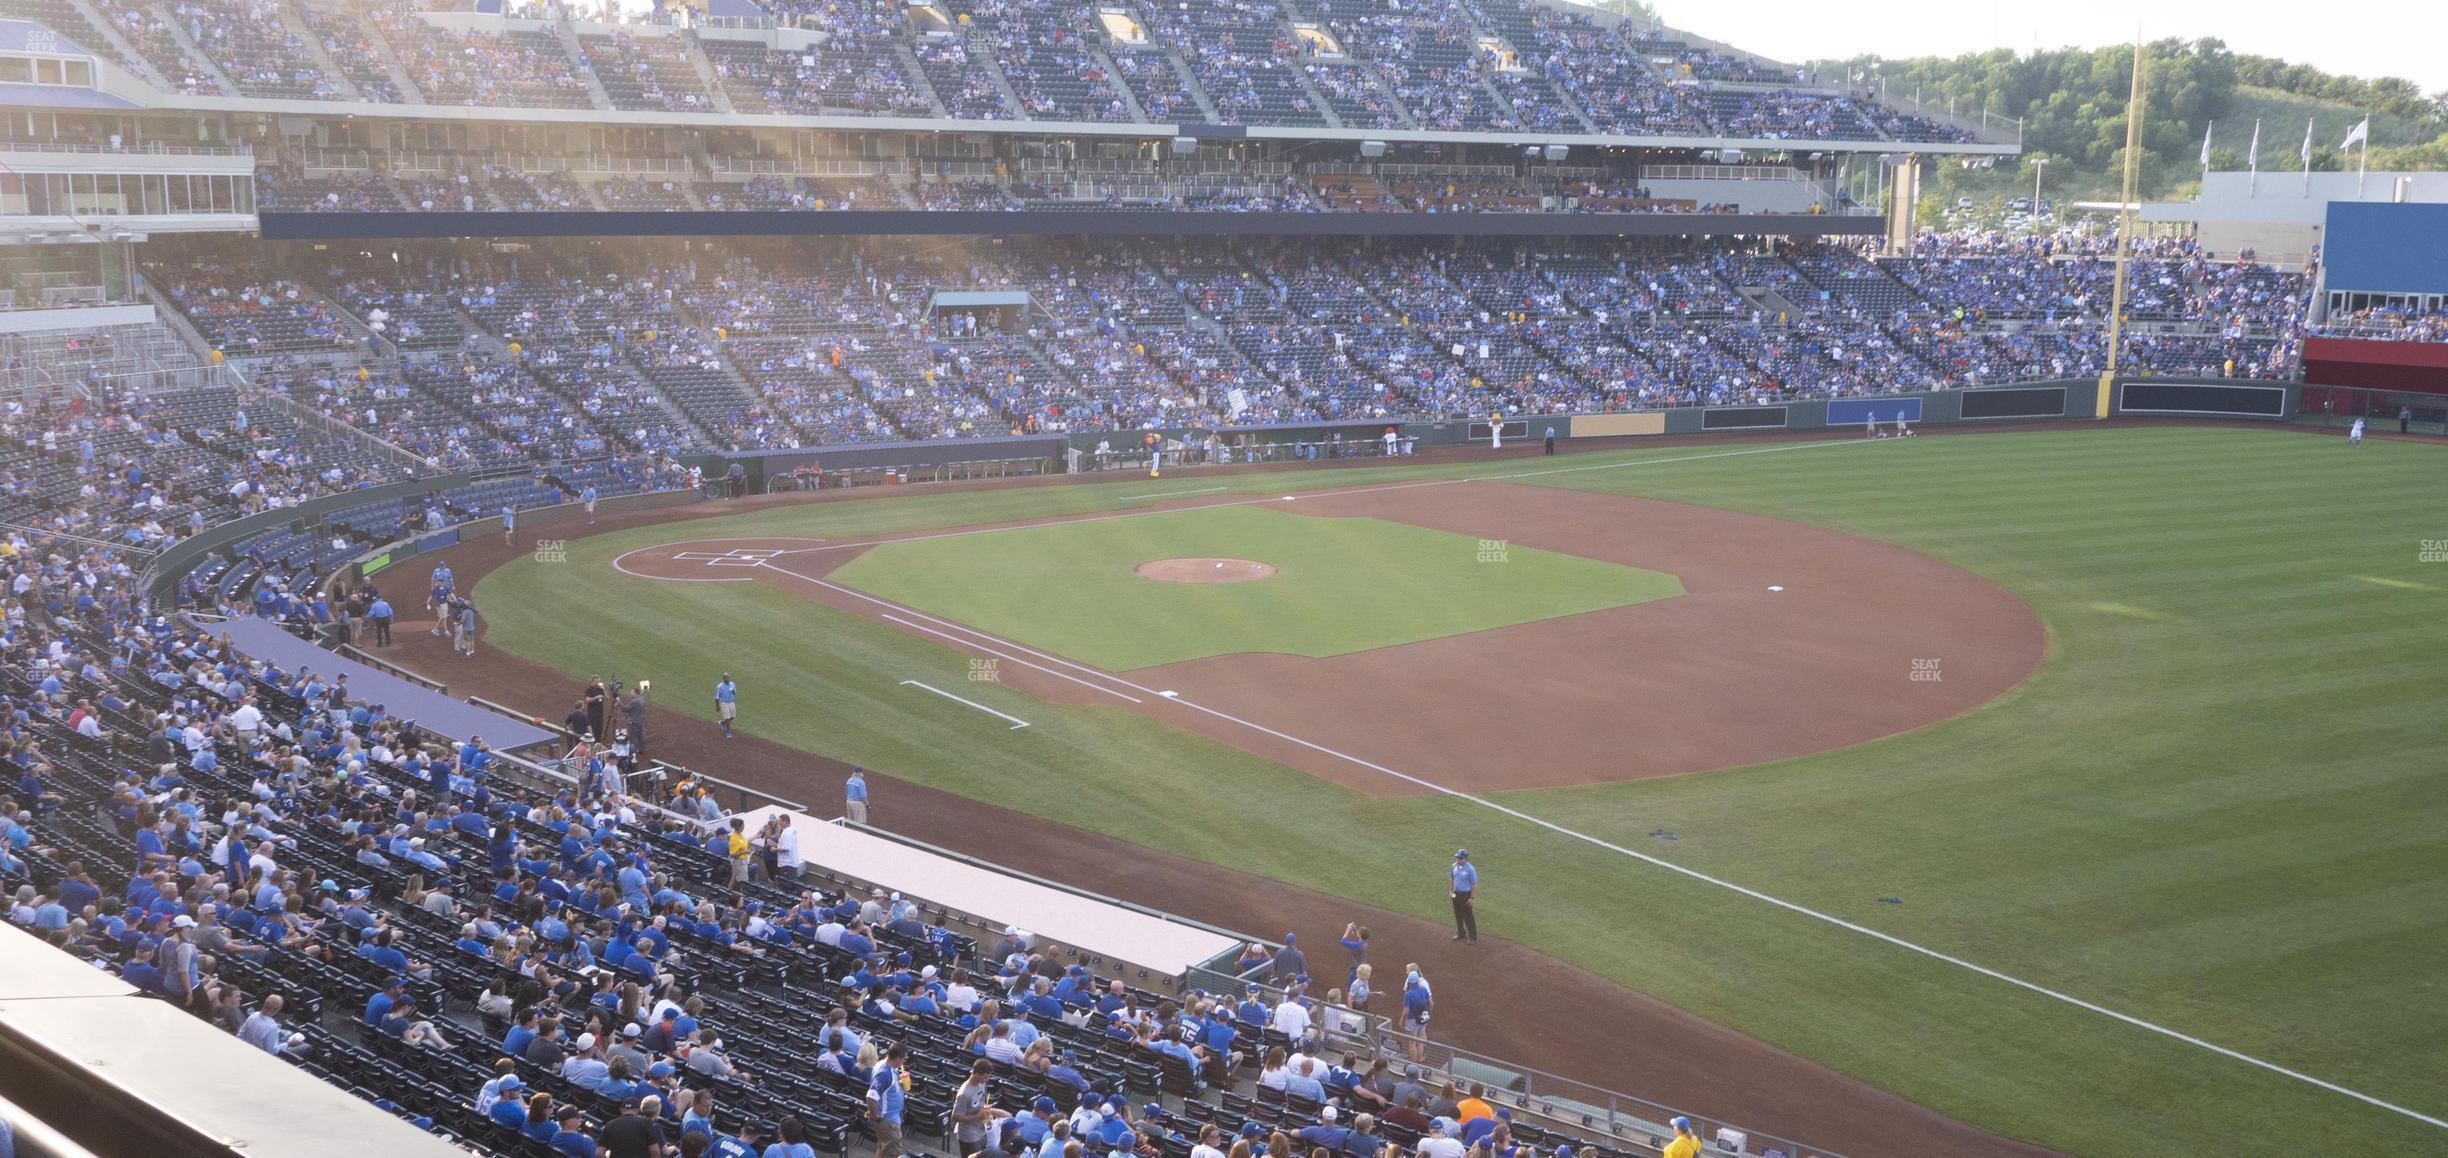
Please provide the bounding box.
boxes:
[1661,1116,1701,1158]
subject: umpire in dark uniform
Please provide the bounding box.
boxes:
[1448,849,1478,943]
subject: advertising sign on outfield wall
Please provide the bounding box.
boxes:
[1701,406,1788,430]
[1961,386,2071,420]
[2116,381,2290,418]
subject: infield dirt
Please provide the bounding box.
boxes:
[621,479,2043,794]
[376,455,2060,1157]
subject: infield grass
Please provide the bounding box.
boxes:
[477,427,2448,1157]
[828,503,1680,669]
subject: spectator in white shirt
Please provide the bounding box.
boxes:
[774,823,801,880]
[1417,1118,1468,1158]
[982,1022,1026,1066]
[1272,996,1312,1045]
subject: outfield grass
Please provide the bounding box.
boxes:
[829,503,1679,669]
[476,428,2448,1156]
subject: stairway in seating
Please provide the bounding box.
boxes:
[1736,286,1806,322]
[553,12,615,110]
[894,42,950,118]
[149,0,239,93]
[678,30,735,114]
[1090,47,1148,122]
[277,2,363,100]
[1167,49,1220,121]
[55,0,167,86]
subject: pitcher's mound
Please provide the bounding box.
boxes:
[1137,558,1278,584]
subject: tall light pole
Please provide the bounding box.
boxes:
[2031,157,2048,232]
[2099,39,2146,419]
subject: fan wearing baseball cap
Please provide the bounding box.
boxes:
[1662,1116,1701,1158]
[1448,850,1478,943]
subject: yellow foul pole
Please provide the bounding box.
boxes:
[2098,37,2147,418]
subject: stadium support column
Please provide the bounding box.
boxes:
[1883,154,1921,255]
[2098,36,2148,419]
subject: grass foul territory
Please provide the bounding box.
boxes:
[476,427,2448,1157]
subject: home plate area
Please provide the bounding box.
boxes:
[615,538,832,581]
[678,548,787,567]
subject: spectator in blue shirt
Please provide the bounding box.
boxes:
[1284,1057,1327,1103]
[764,1116,819,1158]
[1449,850,1478,944]
[867,1042,907,1158]
[548,1107,595,1157]
[1271,934,1307,983]
[1005,1008,1041,1050]
[503,1007,540,1058]
[488,1088,532,1130]
[1297,1108,1355,1152]
[1015,1097,1056,1146]
[844,767,868,824]
[711,1123,765,1157]
[364,977,405,1026]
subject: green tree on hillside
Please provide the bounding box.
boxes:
[1814,40,2448,198]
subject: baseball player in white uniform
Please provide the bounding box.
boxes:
[2349,417,2365,446]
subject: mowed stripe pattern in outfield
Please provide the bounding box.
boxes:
[825,504,1680,670]
[475,428,2448,1157]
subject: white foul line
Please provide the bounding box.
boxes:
[760,452,2448,1131]
[876,614,1142,704]
[898,680,1030,729]
[1130,485,1231,500]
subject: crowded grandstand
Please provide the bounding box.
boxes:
[0,0,2419,1153]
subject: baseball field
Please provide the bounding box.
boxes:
[434,424,2448,1157]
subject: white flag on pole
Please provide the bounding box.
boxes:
[2300,117,2315,167]
[2247,118,2260,174]
[2339,117,2370,150]
[2200,120,2214,168]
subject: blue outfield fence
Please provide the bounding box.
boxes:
[1826,397,1922,426]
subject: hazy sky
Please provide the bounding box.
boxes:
[1657,0,2448,94]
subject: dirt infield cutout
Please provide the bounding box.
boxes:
[618,481,2043,795]
[1134,557,1279,584]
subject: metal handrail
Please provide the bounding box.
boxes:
[1641,162,1812,183]
[0,140,250,157]
[227,364,440,479]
